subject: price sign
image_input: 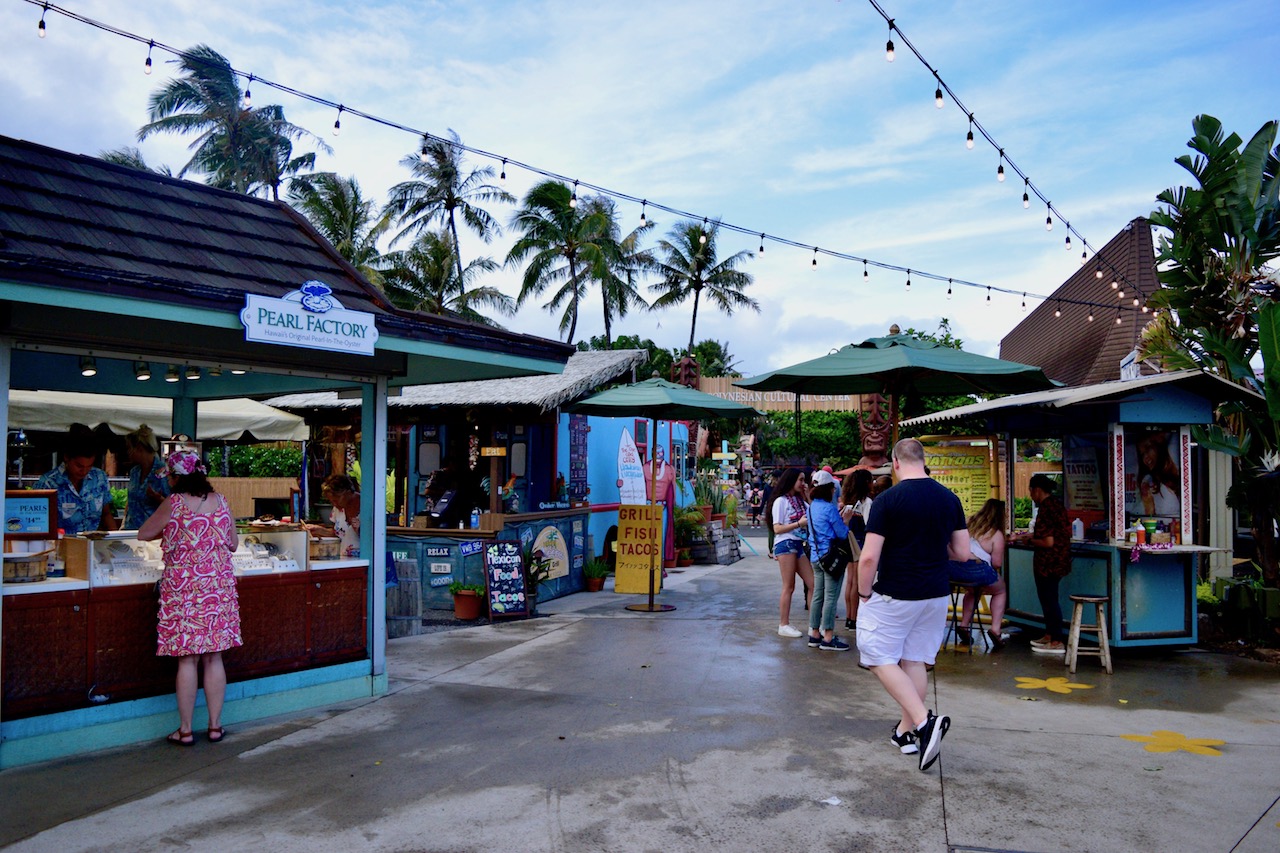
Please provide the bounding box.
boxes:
[483,540,528,619]
[480,446,507,457]
[4,490,57,540]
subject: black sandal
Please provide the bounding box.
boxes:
[207,726,226,743]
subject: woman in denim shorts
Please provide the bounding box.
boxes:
[770,468,813,637]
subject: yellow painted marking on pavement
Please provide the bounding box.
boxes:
[1014,675,1094,695]
[1120,730,1225,756]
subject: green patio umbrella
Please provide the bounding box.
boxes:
[567,377,762,612]
[734,332,1057,443]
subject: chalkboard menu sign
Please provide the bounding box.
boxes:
[483,540,528,619]
[568,414,589,502]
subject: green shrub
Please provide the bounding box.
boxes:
[110,487,127,511]
[206,445,302,478]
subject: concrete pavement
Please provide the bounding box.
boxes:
[2,544,1278,852]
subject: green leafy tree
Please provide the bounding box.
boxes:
[1142,114,1280,583]
[99,146,173,175]
[758,411,864,468]
[507,180,610,343]
[688,339,741,377]
[648,219,758,354]
[578,334,673,381]
[380,229,513,326]
[137,44,326,200]
[288,172,391,288]
[384,129,513,284]
[580,195,653,346]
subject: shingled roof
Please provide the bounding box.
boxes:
[0,134,570,365]
[1000,217,1159,386]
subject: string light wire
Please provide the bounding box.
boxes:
[21,0,1146,319]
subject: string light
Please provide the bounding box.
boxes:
[1087,310,1095,322]
[569,180,578,208]
[811,248,818,269]
[243,73,253,107]
[25,2,1154,325]
[1141,300,1150,314]
[1118,286,1125,299]
[1115,309,1123,325]
[1054,300,1062,318]
[418,133,431,163]
[986,286,991,304]
[699,217,708,244]
[759,233,765,253]
[1096,266,1104,280]
[144,39,154,74]
[37,2,47,37]
[1080,250,1088,266]
[862,261,868,282]
[1044,203,1053,231]
[934,85,944,108]
[946,278,952,300]
[640,201,647,225]
[885,19,895,62]
[1023,179,1030,209]
[996,150,1005,182]
[1021,292,1027,312]
[966,115,975,150]
[1064,233,1071,251]
[1132,295,1140,307]
[1111,278,1119,290]
[905,270,911,292]
[499,158,507,181]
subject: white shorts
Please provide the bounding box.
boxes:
[856,594,949,667]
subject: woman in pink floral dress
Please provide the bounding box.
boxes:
[138,449,240,746]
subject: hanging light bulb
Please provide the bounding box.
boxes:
[134,361,151,381]
[966,116,975,150]
[934,85,944,108]
[243,74,253,107]
[640,201,647,225]
[1065,234,1072,251]
[863,261,868,283]
[1141,301,1150,314]
[1080,250,1088,266]
[499,158,507,181]
[811,248,818,269]
[230,367,247,375]
[332,106,343,136]
[1132,296,1140,307]
[699,217,708,244]
[1087,311,1095,323]
[38,2,47,38]
[1022,179,1030,209]
[1118,287,1125,299]
[1110,278,1119,290]
[986,286,991,304]
[79,355,97,377]
[946,279,952,300]
[1096,266,1104,279]
[997,162,1005,182]
[165,365,181,383]
[569,181,578,208]
[208,366,223,378]
[1021,292,1027,312]
[1054,301,1062,318]
[1115,311,1123,325]
[885,20,895,62]
[419,134,432,163]
[759,233,765,253]
[905,271,911,292]
[185,365,201,380]
[145,40,154,75]
[1045,204,1053,231]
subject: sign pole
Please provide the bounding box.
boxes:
[627,417,674,613]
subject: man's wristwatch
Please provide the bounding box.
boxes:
[858,591,872,600]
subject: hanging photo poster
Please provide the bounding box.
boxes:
[483,540,527,619]
[568,414,589,502]
[1064,441,1106,512]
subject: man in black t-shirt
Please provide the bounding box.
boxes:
[855,438,969,772]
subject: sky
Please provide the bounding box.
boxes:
[2,0,1278,377]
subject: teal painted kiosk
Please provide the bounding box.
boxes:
[0,136,570,768]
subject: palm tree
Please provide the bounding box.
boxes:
[98,146,173,175]
[506,180,612,343]
[380,229,513,326]
[137,44,327,200]
[580,195,653,347]
[384,130,513,284]
[649,219,759,354]
[288,172,391,288]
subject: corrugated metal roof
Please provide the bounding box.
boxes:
[266,349,647,414]
[1000,217,1161,385]
[901,369,1263,427]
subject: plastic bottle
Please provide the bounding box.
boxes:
[1071,518,1084,540]
[47,528,66,578]
[1171,519,1181,545]
[470,508,480,529]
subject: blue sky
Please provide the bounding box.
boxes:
[2,0,1277,376]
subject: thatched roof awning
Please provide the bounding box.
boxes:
[266,349,646,414]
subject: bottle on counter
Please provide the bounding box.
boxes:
[1171,519,1181,545]
[470,508,481,529]
[1071,518,1084,540]
[46,528,67,578]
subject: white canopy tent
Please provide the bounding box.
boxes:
[6,390,309,441]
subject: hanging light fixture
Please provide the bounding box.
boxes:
[144,40,154,75]
[1045,204,1053,231]
[862,261,868,283]
[230,367,247,375]
[946,279,952,300]
[996,150,1005,182]
[1021,292,1027,312]
[1115,310,1123,325]
[1096,266,1104,280]
[185,365,200,380]
[1111,278,1119,290]
[966,115,975,150]
[1118,287,1126,299]
[134,361,151,381]
[986,286,991,304]
[904,271,911,292]
[934,81,944,108]
[332,105,343,136]
[208,366,223,378]
[885,20,895,62]
[758,233,765,253]
[499,158,507,181]
[1022,179,1030,209]
[37,2,48,38]
[1087,310,1095,323]
[640,201,647,226]
[79,355,97,377]
[1054,300,1062,318]
[419,133,432,163]
[165,365,181,383]
[699,217,708,244]
[1080,250,1088,266]
[811,248,818,269]
[569,181,578,208]
[243,74,253,107]
[1132,296,1140,307]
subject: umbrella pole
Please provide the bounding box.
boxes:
[890,394,899,447]
[627,417,675,613]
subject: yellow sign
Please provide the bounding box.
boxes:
[614,504,663,594]
[924,443,993,517]
[712,452,737,460]
[480,446,507,457]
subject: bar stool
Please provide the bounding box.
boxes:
[948,582,990,653]
[1065,594,1112,674]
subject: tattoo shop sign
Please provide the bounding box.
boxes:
[241,281,378,356]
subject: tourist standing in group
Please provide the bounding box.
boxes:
[770,468,813,637]
[138,450,241,746]
[949,498,1009,651]
[807,470,856,651]
[855,439,969,771]
[840,469,874,630]
[1012,474,1071,653]
[749,487,763,528]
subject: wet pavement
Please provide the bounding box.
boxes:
[2,532,1278,852]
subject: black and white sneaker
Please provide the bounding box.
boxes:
[915,711,951,771]
[807,634,823,648]
[890,727,919,755]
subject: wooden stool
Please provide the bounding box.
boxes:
[1065,594,1112,674]
[948,582,990,653]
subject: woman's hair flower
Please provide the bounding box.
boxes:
[166,449,207,477]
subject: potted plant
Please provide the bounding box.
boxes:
[675,508,706,566]
[583,558,610,592]
[692,476,716,523]
[522,545,554,615]
[448,581,486,620]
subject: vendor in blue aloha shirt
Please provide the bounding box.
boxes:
[124,424,171,529]
[35,423,119,534]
